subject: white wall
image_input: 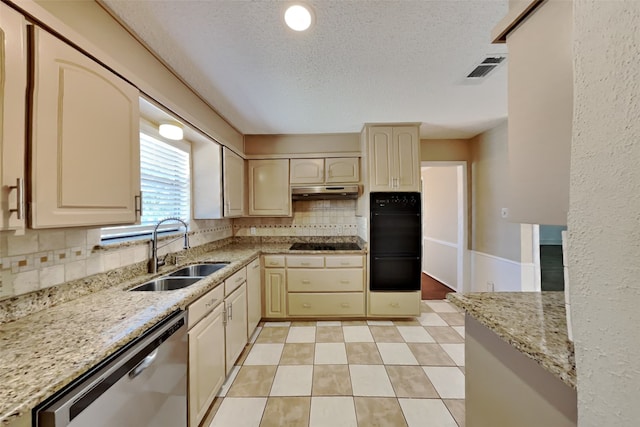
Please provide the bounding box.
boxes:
[571,2,640,424]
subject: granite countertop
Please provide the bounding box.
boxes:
[447,292,576,389]
[0,241,366,425]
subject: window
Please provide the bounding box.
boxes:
[102,125,191,241]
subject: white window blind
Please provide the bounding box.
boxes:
[102,131,190,241]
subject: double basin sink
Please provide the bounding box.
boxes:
[129,262,230,291]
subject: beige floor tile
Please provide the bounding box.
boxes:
[312,364,353,396]
[452,326,465,338]
[367,320,394,326]
[209,397,267,427]
[396,326,435,343]
[310,396,357,427]
[270,365,313,396]
[376,343,419,365]
[343,325,374,342]
[349,365,395,397]
[408,343,456,366]
[417,313,448,326]
[316,326,344,343]
[443,399,465,427]
[227,365,277,397]
[419,302,435,313]
[423,367,465,399]
[263,321,291,327]
[291,320,317,326]
[424,301,460,313]
[425,326,465,344]
[341,320,368,326]
[236,343,253,366]
[316,320,341,326]
[243,343,285,366]
[314,342,348,364]
[369,326,404,343]
[393,319,422,326]
[256,327,289,343]
[280,343,315,365]
[438,313,465,326]
[441,344,465,366]
[398,398,458,427]
[386,365,439,398]
[287,326,317,343]
[354,397,408,427]
[260,397,311,427]
[345,342,383,365]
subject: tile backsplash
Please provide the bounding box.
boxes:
[0,219,233,300]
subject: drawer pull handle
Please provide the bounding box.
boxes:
[340,262,349,266]
[390,302,400,308]
[205,298,218,308]
[302,303,311,308]
[253,263,260,269]
[269,262,278,265]
[301,262,310,266]
[236,277,243,283]
[341,303,351,308]
[302,280,311,284]
[340,280,350,284]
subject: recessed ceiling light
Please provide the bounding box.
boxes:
[284,4,314,31]
[159,122,184,140]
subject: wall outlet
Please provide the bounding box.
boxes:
[501,208,509,219]
[250,227,257,235]
[487,281,495,292]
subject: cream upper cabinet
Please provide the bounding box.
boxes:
[503,0,572,225]
[223,147,245,217]
[30,27,140,228]
[248,159,290,216]
[290,157,359,184]
[0,4,27,232]
[325,158,359,183]
[366,125,420,192]
[246,257,262,338]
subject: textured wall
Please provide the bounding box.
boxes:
[570,1,640,424]
[470,122,521,262]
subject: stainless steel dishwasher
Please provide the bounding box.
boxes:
[36,310,188,427]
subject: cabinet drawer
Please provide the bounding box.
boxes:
[225,267,247,296]
[286,256,324,268]
[288,293,365,316]
[247,257,261,272]
[288,269,363,292]
[368,291,420,317]
[188,285,224,329]
[263,255,285,268]
[325,255,364,268]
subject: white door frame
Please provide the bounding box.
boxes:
[421,161,470,294]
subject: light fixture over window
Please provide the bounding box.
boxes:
[284,4,314,31]
[158,122,184,140]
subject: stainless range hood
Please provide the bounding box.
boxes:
[291,185,360,200]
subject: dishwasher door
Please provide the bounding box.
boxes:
[37,311,188,427]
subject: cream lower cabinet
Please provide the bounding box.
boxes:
[248,159,290,216]
[286,255,365,317]
[263,255,286,318]
[246,258,262,338]
[188,286,225,427]
[225,283,248,374]
[0,4,27,232]
[368,291,420,317]
[31,27,140,228]
[365,125,420,192]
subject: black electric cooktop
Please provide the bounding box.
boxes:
[289,242,361,251]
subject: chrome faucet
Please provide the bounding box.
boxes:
[150,217,190,273]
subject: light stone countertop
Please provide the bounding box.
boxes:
[447,292,576,389]
[0,241,366,425]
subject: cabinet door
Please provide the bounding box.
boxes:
[264,268,286,318]
[223,147,245,217]
[225,283,248,374]
[188,304,225,427]
[392,126,420,191]
[506,0,572,225]
[31,27,140,228]
[248,159,290,216]
[290,158,324,184]
[0,5,27,231]
[246,258,262,339]
[325,157,359,183]
[368,127,394,191]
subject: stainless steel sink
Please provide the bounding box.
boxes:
[129,277,202,292]
[168,262,230,277]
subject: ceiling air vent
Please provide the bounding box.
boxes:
[466,56,506,79]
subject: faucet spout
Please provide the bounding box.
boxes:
[150,217,189,273]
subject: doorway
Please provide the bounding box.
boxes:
[421,162,468,298]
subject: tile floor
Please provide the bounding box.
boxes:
[204,299,465,427]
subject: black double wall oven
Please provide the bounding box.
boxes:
[369,192,422,292]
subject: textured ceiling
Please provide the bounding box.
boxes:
[101,0,508,139]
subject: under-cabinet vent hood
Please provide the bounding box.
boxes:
[291,185,359,200]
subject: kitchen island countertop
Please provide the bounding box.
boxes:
[0,241,365,425]
[447,291,576,389]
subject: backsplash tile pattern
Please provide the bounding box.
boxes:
[0,219,233,300]
[234,200,359,237]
